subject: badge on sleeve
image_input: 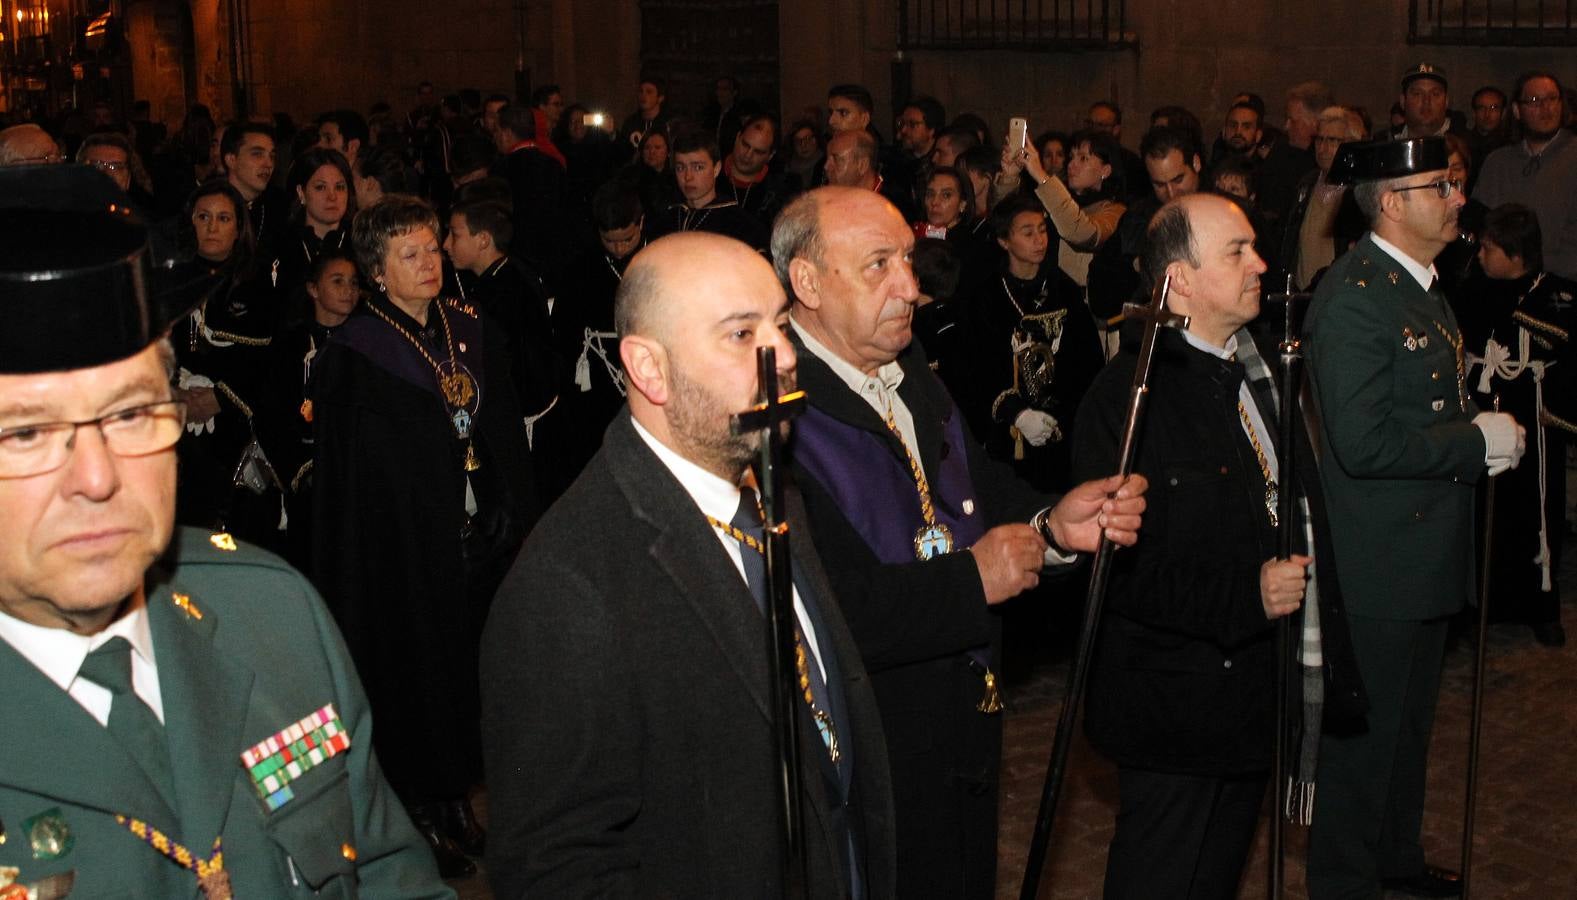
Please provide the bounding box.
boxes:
[1432,398,1446,411]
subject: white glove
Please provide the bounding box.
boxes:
[1474,411,1525,474]
[1014,409,1061,447]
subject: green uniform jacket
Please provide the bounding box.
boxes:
[0,527,452,899]
[1306,234,1487,621]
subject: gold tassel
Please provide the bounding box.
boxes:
[464,441,481,472]
[977,669,1004,713]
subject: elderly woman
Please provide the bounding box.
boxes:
[1281,105,1368,289]
[310,194,536,878]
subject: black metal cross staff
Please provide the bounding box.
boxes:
[1020,276,1186,900]
[731,345,810,897]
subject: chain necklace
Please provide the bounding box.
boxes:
[1236,400,1280,528]
[704,497,841,764]
[366,299,482,471]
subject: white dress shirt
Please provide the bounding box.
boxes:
[631,417,827,680]
[0,594,165,726]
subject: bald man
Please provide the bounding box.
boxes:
[1073,193,1363,898]
[777,186,1147,898]
[481,232,896,898]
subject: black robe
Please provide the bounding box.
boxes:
[553,247,633,485]
[310,291,537,802]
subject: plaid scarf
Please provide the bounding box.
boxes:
[1234,328,1322,825]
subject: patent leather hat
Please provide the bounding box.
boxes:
[0,164,218,374]
[1326,136,1450,187]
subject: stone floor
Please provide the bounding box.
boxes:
[455,543,1577,899]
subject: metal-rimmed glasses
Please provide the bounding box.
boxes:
[0,401,187,479]
[1392,178,1463,200]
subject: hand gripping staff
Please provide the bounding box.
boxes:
[1019,275,1183,899]
[731,345,810,898]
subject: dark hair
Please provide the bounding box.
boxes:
[497,104,536,140]
[670,126,719,163]
[827,84,874,113]
[220,121,273,160]
[1210,154,1257,199]
[1090,100,1122,124]
[1142,200,1199,287]
[1139,124,1201,165]
[912,237,962,302]
[181,178,256,277]
[949,113,993,148]
[317,109,369,149]
[1234,93,1267,118]
[990,192,1047,240]
[956,145,1000,180]
[485,92,511,108]
[1514,70,1565,104]
[307,246,357,284]
[935,127,980,157]
[1035,130,1071,159]
[1148,106,1204,151]
[1472,86,1507,106]
[355,143,415,195]
[924,166,975,225]
[553,104,588,144]
[905,95,946,134]
[286,147,357,225]
[639,76,667,96]
[452,196,514,252]
[453,177,513,209]
[1482,203,1543,272]
[531,84,562,107]
[593,181,644,232]
[1070,129,1126,200]
[1227,100,1262,128]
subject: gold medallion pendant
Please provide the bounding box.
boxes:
[914,522,955,560]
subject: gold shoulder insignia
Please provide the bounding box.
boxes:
[209,532,238,551]
[1513,309,1570,342]
[1388,272,1400,285]
[171,592,204,620]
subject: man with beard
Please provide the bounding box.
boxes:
[777,186,1147,898]
[1475,71,1577,280]
[481,232,896,898]
[1305,137,1525,899]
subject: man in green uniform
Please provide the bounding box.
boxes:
[1305,137,1525,899]
[0,167,451,898]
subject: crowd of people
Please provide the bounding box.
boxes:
[0,58,1574,899]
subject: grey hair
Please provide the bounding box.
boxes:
[770,190,827,294]
[1352,175,1409,221]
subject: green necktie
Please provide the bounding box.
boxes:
[78,637,177,807]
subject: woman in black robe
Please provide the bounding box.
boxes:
[310,194,537,877]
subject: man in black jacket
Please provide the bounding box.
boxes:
[776,186,1148,899]
[481,232,896,898]
[1072,193,1365,899]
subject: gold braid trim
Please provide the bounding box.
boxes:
[206,329,272,347]
[290,460,314,494]
[1513,310,1569,343]
[213,382,254,420]
[1542,409,1577,436]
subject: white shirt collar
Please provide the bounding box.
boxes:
[1180,328,1239,360]
[630,417,748,525]
[0,593,157,694]
[790,316,904,403]
[1370,233,1439,292]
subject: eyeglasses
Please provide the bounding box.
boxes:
[14,152,63,165]
[1519,94,1561,108]
[88,159,128,173]
[0,401,186,479]
[1392,178,1462,200]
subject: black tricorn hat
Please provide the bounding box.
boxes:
[1326,137,1451,187]
[0,165,218,374]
